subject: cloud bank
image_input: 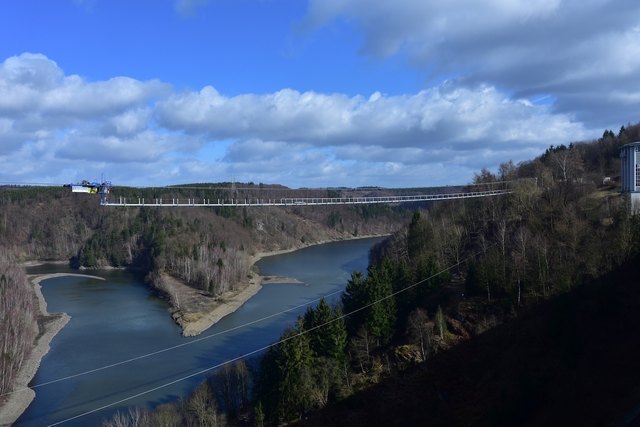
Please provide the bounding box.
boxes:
[0,52,596,188]
[302,0,640,127]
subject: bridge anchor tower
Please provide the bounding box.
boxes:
[620,141,640,213]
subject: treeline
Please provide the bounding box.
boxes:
[461,124,640,302]
[0,251,37,396]
[106,123,640,425]
[252,260,450,425]
[0,184,407,300]
[0,188,99,260]
[72,202,404,297]
[101,361,250,427]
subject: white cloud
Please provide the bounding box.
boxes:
[223,139,303,163]
[174,0,210,16]
[54,130,201,163]
[0,53,169,130]
[3,1,635,189]
[105,109,151,136]
[302,0,640,126]
[0,52,594,188]
[40,75,168,118]
[0,53,192,185]
[158,83,587,151]
[157,86,355,143]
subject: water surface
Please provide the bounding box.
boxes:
[16,237,384,426]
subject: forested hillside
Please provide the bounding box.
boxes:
[0,184,407,294]
[0,184,408,409]
[290,124,640,426]
[4,123,640,426]
[98,124,640,426]
[297,256,640,427]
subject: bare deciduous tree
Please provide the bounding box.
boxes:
[407,308,434,361]
[0,252,37,395]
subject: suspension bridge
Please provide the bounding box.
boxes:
[98,182,515,207]
[0,179,519,206]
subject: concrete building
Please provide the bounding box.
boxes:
[620,141,640,212]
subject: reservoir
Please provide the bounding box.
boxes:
[15,236,385,426]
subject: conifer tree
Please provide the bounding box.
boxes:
[274,322,314,423]
[407,211,431,258]
[304,298,347,362]
[342,271,367,333]
[366,265,397,346]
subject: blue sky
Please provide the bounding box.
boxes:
[1,0,639,188]
[1,0,420,96]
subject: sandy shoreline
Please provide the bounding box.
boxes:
[19,260,69,268]
[0,273,104,427]
[175,234,389,336]
[181,275,263,337]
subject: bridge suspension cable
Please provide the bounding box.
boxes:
[100,182,516,207]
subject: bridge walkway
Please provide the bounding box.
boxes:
[101,188,511,207]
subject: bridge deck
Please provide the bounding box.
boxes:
[101,189,511,207]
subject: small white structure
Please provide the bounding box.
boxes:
[620,141,640,213]
[71,185,92,193]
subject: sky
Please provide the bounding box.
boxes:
[0,0,639,188]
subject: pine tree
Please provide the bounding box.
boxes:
[407,211,431,259]
[328,305,348,363]
[342,271,367,334]
[389,255,416,321]
[302,300,349,405]
[304,298,347,362]
[365,265,396,346]
[274,322,315,423]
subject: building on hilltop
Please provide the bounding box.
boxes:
[620,141,640,213]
